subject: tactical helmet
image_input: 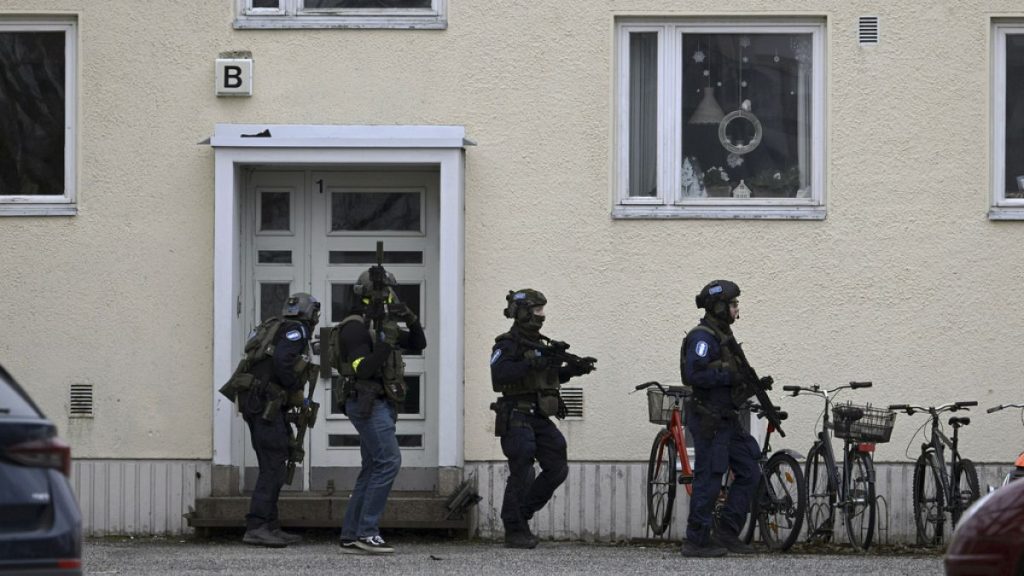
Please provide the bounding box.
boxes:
[353,267,398,299]
[282,292,321,325]
[504,288,547,332]
[695,280,740,322]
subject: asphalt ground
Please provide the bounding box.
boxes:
[83,530,945,576]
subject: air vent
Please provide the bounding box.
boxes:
[69,384,93,418]
[858,16,879,45]
[561,387,584,419]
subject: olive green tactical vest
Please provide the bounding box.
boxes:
[493,332,560,397]
[333,315,407,401]
[683,323,746,388]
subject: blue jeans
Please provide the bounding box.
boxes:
[341,398,401,540]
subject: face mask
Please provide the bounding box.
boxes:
[521,313,545,332]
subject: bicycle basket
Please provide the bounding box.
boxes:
[646,386,690,425]
[833,402,896,443]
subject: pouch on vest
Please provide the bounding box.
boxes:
[536,392,561,418]
[381,348,407,403]
[218,367,255,403]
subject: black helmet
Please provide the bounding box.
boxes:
[353,266,397,299]
[696,280,740,323]
[504,289,547,321]
[282,292,321,326]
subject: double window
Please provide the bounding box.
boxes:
[236,0,446,29]
[615,20,826,219]
[992,23,1024,219]
[0,17,76,216]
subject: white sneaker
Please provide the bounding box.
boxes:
[355,535,394,554]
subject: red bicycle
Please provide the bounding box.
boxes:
[635,381,693,536]
[987,402,1024,487]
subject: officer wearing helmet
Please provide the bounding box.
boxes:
[241,292,320,548]
[679,280,761,557]
[490,289,595,548]
[332,266,425,554]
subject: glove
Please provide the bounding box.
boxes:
[380,320,401,346]
[390,302,418,324]
[759,375,774,390]
[525,350,549,370]
[571,358,597,376]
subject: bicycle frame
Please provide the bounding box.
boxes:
[923,411,962,512]
[806,391,862,519]
[665,395,693,492]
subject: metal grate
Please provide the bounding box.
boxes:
[561,387,584,419]
[859,16,879,45]
[69,384,94,418]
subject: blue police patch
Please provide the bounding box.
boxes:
[285,330,302,341]
[695,341,709,358]
[490,349,502,365]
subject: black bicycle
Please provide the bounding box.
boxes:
[784,381,893,550]
[888,400,980,546]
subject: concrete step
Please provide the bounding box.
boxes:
[186,492,470,530]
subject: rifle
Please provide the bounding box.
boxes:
[365,241,391,331]
[724,338,785,437]
[284,356,321,485]
[515,336,598,375]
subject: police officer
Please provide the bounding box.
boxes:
[334,268,425,555]
[490,289,595,549]
[680,280,760,557]
[241,293,320,548]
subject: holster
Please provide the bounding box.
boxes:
[261,382,286,421]
[491,401,511,437]
[352,380,384,419]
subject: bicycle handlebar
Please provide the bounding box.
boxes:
[957,401,978,408]
[849,381,873,389]
[988,403,1024,413]
[888,401,978,415]
[634,381,664,392]
[782,385,800,392]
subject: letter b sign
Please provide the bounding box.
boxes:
[215,59,253,96]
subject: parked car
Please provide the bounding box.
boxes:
[0,364,82,575]
[945,477,1024,576]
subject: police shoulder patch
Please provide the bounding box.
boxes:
[285,330,302,341]
[490,349,502,365]
[695,340,709,358]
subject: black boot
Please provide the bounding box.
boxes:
[713,526,756,555]
[680,538,728,558]
[504,526,538,549]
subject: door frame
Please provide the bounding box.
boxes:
[208,124,468,493]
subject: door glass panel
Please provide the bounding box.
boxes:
[331,283,421,326]
[260,191,290,231]
[330,192,421,232]
[329,434,423,448]
[329,250,422,264]
[258,250,292,264]
[252,0,280,7]
[260,282,290,321]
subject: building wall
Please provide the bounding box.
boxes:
[0,1,1021,471]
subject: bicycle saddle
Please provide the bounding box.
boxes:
[834,405,864,422]
[949,416,971,427]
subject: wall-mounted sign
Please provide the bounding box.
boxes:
[215,58,252,97]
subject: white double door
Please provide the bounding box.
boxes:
[242,167,440,491]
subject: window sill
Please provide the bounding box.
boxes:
[0,203,77,217]
[233,15,446,30]
[988,206,1024,220]
[612,205,826,220]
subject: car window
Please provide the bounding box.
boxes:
[0,371,41,418]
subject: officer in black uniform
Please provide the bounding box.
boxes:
[241,292,320,548]
[680,280,760,557]
[490,289,595,549]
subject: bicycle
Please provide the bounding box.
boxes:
[783,381,892,550]
[635,381,693,536]
[717,401,807,551]
[888,400,979,546]
[986,402,1024,487]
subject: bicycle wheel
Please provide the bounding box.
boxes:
[646,429,677,536]
[804,443,836,542]
[951,459,980,527]
[912,451,945,546]
[757,452,807,551]
[843,448,876,550]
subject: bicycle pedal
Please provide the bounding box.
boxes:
[679,474,693,485]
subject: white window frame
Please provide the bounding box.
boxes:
[991,23,1024,220]
[614,19,827,220]
[235,0,446,30]
[0,17,77,216]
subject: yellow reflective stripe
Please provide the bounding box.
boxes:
[362,298,370,305]
[352,357,364,371]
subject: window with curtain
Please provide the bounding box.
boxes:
[616,20,825,219]
[992,24,1024,219]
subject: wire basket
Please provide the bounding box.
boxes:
[833,402,896,443]
[647,386,690,425]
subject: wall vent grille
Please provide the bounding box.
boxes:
[859,16,879,45]
[70,384,94,417]
[561,387,584,419]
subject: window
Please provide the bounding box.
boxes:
[235,0,446,30]
[615,20,826,219]
[992,23,1024,219]
[0,17,76,216]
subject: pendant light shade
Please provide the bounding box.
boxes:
[688,87,725,125]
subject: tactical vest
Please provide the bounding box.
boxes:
[218,317,288,403]
[493,332,561,417]
[682,323,747,398]
[332,315,407,402]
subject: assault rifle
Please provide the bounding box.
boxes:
[284,357,321,485]
[516,336,598,376]
[724,338,785,437]
[365,241,392,331]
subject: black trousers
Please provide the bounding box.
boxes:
[244,410,290,531]
[500,411,569,531]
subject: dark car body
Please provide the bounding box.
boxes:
[0,365,82,575]
[945,476,1024,576]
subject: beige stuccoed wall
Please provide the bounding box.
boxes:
[0,1,1021,465]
